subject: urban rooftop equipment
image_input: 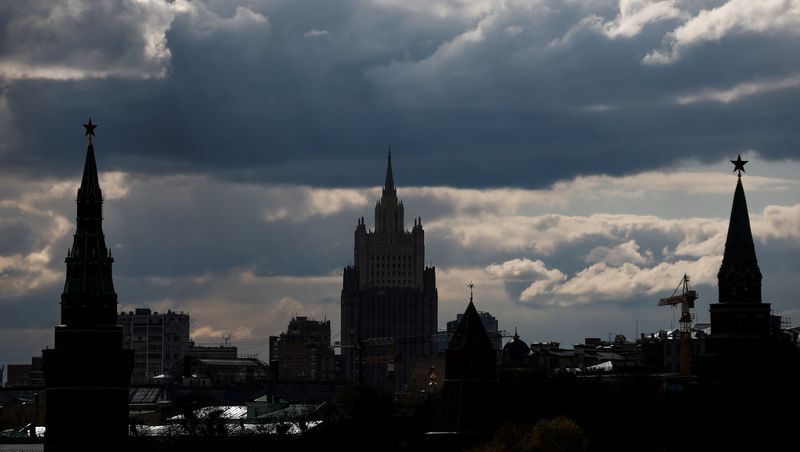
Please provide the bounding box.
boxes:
[658,274,698,375]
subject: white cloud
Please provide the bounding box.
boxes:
[429,212,722,256]
[578,104,617,113]
[260,186,371,222]
[100,172,131,200]
[429,198,800,261]
[505,25,524,36]
[486,258,567,299]
[406,168,796,217]
[758,203,800,242]
[369,0,495,19]
[487,254,721,307]
[586,239,653,265]
[175,2,269,39]
[676,74,800,105]
[192,325,253,341]
[550,0,686,50]
[486,258,566,284]
[0,249,62,298]
[644,0,800,64]
[304,29,329,38]
[602,0,687,39]
[553,255,721,305]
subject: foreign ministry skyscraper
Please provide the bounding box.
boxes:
[341,150,438,391]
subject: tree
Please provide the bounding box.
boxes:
[524,416,588,452]
[470,416,588,452]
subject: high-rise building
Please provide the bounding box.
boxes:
[42,120,133,450]
[341,150,438,390]
[269,316,335,382]
[119,308,190,383]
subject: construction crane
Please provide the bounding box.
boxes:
[658,274,698,375]
[333,335,421,388]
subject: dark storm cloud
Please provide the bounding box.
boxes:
[0,0,173,79]
[1,0,799,188]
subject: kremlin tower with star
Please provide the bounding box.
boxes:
[42,120,134,451]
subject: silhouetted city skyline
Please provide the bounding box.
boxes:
[1,1,799,450]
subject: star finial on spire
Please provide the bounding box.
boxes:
[83,119,97,144]
[468,281,474,303]
[731,154,747,177]
[83,119,97,136]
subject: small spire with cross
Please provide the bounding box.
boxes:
[468,281,474,303]
[731,154,747,177]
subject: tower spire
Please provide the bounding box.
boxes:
[375,146,403,232]
[78,119,102,204]
[383,146,395,196]
[718,157,762,304]
[63,119,115,322]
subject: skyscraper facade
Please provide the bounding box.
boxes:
[341,151,438,390]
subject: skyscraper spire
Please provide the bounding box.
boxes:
[718,157,762,304]
[383,146,396,197]
[375,146,403,232]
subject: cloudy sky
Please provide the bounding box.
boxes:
[1,0,799,366]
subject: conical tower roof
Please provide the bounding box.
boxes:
[448,300,494,350]
[77,142,103,203]
[722,178,759,270]
[717,160,762,304]
[77,118,102,203]
[62,119,117,324]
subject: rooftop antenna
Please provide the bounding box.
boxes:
[223,333,232,347]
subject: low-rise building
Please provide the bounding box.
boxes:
[186,343,239,360]
[269,316,335,382]
[182,357,270,388]
[4,357,44,387]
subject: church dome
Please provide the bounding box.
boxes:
[502,329,531,362]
